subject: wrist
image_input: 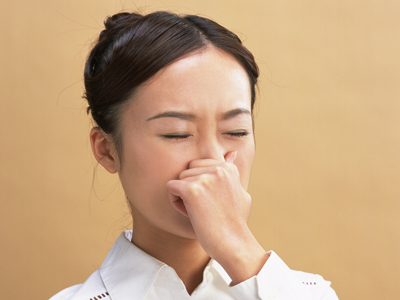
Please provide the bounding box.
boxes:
[213,227,270,285]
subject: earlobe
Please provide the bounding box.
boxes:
[89,127,119,174]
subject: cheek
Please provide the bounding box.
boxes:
[118,145,178,219]
[120,140,192,191]
[148,146,194,180]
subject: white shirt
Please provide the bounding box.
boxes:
[50,231,339,300]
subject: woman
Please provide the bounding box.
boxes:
[51,11,338,300]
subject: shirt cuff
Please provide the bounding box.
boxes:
[228,251,314,300]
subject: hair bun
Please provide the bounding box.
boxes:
[104,12,142,30]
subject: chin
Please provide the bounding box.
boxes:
[167,217,199,241]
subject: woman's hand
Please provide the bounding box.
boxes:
[167,151,249,256]
[166,151,269,284]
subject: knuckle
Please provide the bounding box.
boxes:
[229,163,239,173]
[189,183,201,197]
[223,161,237,173]
[214,166,226,178]
[246,193,252,203]
[243,193,252,207]
[199,174,210,185]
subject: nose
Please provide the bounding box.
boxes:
[197,135,226,161]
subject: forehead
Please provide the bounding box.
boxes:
[124,47,252,123]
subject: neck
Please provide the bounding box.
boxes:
[131,221,210,295]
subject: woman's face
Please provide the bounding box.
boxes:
[116,47,255,240]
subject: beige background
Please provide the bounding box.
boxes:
[1,0,399,299]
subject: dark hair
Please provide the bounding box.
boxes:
[84,11,259,163]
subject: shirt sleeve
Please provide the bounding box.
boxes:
[228,251,339,300]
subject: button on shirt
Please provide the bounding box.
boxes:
[50,231,339,300]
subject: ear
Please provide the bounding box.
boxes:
[89,127,119,173]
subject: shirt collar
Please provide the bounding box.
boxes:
[99,231,232,300]
[100,231,165,300]
[209,258,231,285]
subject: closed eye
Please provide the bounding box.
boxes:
[225,131,249,137]
[162,131,249,140]
[161,134,191,140]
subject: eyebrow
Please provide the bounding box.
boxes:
[146,108,251,122]
[146,111,196,121]
[221,108,251,120]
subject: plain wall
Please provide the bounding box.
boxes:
[1,0,399,299]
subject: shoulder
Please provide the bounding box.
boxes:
[49,285,81,300]
[49,270,109,300]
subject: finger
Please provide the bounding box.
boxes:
[188,158,224,169]
[224,151,237,163]
[179,166,223,180]
[188,151,237,168]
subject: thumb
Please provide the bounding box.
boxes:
[224,151,238,163]
[166,180,189,217]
